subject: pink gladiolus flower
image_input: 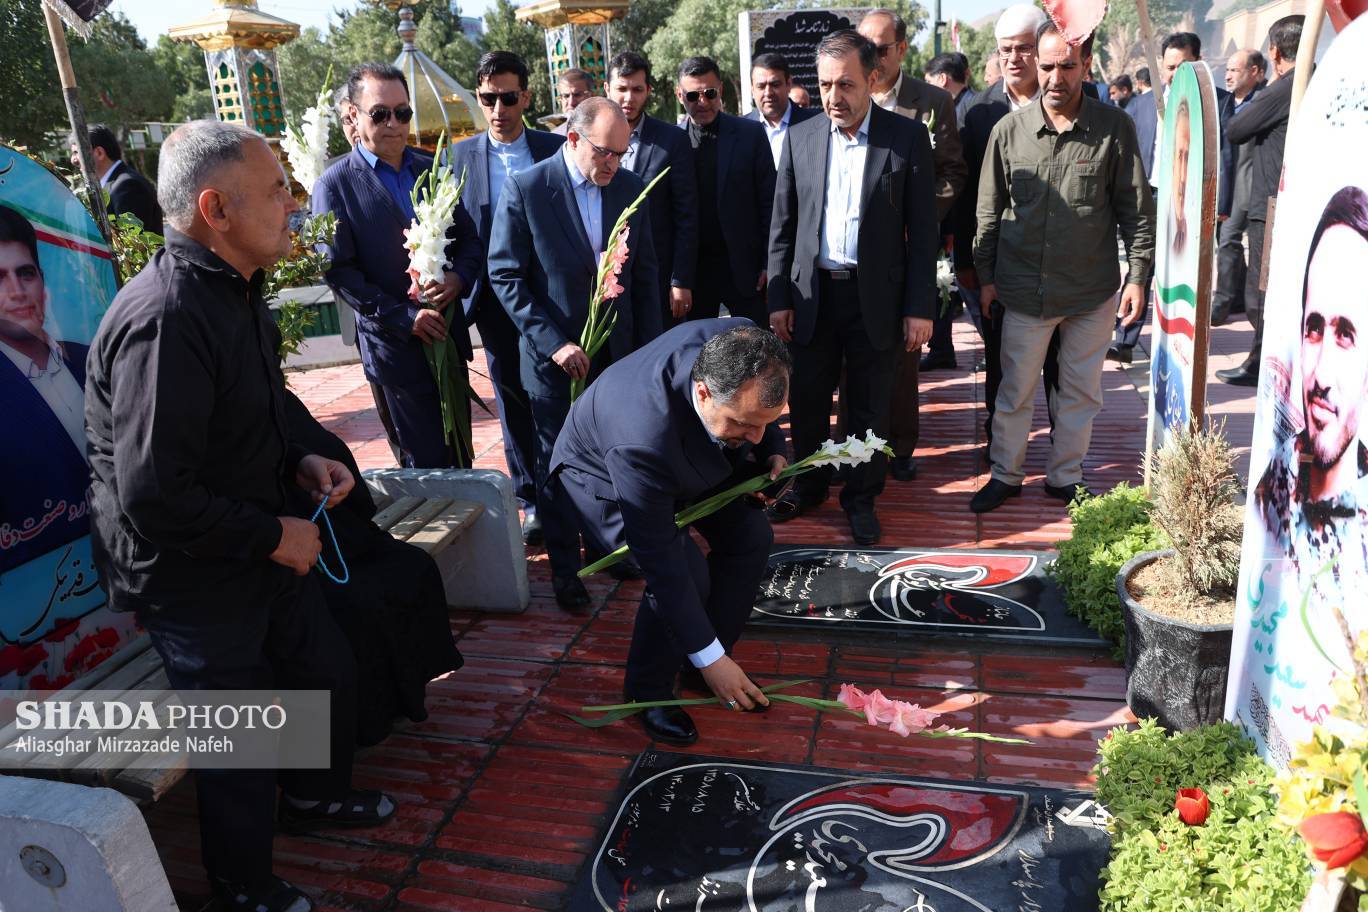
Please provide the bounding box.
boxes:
[862,690,899,726]
[602,275,626,301]
[405,266,423,301]
[609,226,631,275]
[888,701,938,737]
[837,683,869,712]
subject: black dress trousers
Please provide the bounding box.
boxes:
[788,271,897,511]
[141,570,357,888]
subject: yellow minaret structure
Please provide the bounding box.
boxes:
[515,0,630,99]
[168,0,300,138]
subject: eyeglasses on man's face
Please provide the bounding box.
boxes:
[583,136,628,160]
[998,43,1036,60]
[682,87,720,103]
[559,88,591,103]
[873,42,898,57]
[364,105,414,126]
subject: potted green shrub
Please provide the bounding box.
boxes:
[1048,483,1166,659]
[1119,424,1242,731]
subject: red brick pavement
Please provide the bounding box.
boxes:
[148,315,1261,911]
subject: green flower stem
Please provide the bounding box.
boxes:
[577,445,890,578]
[573,167,672,402]
[566,681,1031,744]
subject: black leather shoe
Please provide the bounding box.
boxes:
[974,357,987,372]
[521,512,543,546]
[1044,481,1093,502]
[640,705,698,745]
[552,575,591,612]
[1105,345,1134,364]
[888,455,918,482]
[847,508,881,545]
[919,352,957,371]
[1210,306,1230,327]
[970,479,1022,513]
[1216,364,1259,386]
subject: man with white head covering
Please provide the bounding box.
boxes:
[951,3,1059,455]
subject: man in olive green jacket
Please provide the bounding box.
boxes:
[970,21,1154,514]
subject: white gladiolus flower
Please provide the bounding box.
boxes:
[283,86,336,196]
[935,257,954,293]
[810,438,846,467]
[863,429,888,453]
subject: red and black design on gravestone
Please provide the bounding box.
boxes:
[751,546,1105,647]
[569,753,1110,912]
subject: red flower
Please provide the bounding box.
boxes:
[1175,788,1210,826]
[1300,812,1368,868]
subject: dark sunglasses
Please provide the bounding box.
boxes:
[478,90,521,108]
[683,87,720,103]
[365,105,414,126]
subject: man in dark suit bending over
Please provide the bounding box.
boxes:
[553,320,788,745]
[768,29,938,546]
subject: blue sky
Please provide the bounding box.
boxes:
[111,0,1011,46]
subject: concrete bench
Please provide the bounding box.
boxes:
[0,471,520,806]
[363,468,530,614]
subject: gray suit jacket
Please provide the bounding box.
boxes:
[767,105,939,350]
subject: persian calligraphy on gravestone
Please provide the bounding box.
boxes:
[750,546,1104,646]
[738,9,873,112]
[567,753,1111,912]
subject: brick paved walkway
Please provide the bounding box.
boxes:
[149,313,1261,911]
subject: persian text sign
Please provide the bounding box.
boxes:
[1224,17,1368,765]
[738,8,872,113]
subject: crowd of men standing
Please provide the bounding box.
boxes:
[65,8,1310,909]
[305,5,1306,604]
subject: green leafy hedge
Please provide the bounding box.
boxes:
[1094,720,1310,911]
[1047,483,1166,656]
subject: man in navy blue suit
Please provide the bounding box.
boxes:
[553,320,790,744]
[313,62,482,469]
[606,51,699,327]
[0,204,91,578]
[449,51,565,546]
[677,56,776,327]
[746,52,821,168]
[488,97,662,610]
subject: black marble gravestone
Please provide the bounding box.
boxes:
[568,752,1112,911]
[754,10,860,98]
[749,546,1107,647]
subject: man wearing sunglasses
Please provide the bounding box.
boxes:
[313,63,482,471]
[607,51,699,329]
[676,56,775,329]
[488,97,662,611]
[448,51,566,548]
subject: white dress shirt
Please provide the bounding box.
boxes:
[873,71,903,112]
[99,159,122,189]
[562,146,603,257]
[620,120,646,174]
[487,130,534,210]
[816,106,872,270]
[760,103,794,168]
[0,337,87,458]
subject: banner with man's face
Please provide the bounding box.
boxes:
[1145,60,1217,460]
[0,146,135,691]
[1224,17,1368,765]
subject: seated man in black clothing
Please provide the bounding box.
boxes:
[283,391,463,745]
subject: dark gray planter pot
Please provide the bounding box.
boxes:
[1117,549,1234,731]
